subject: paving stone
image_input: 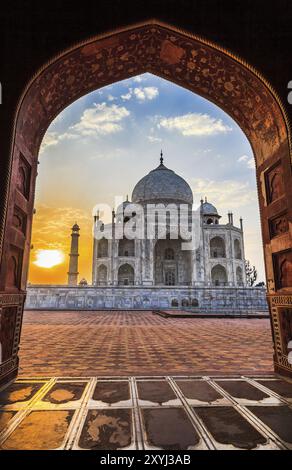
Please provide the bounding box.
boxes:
[175,380,223,402]
[142,408,200,450]
[195,406,267,449]
[215,380,270,401]
[92,381,130,404]
[0,410,73,450]
[257,380,292,398]
[78,409,132,450]
[42,382,86,404]
[0,383,43,406]
[137,381,177,404]
[247,406,292,443]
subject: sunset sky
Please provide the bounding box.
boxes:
[28,73,265,285]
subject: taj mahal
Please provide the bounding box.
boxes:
[25,154,267,313]
[91,153,246,289]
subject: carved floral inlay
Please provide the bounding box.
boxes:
[17,24,287,165]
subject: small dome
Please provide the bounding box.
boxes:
[72,223,80,231]
[132,157,193,205]
[201,201,218,216]
[117,196,131,214]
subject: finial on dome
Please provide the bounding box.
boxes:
[126,194,129,202]
[160,150,164,165]
[205,196,207,203]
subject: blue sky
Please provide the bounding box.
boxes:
[29,73,265,284]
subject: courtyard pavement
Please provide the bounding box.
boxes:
[1,375,292,450]
[18,310,274,377]
[2,311,290,451]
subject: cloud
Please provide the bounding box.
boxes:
[158,113,232,136]
[40,131,78,154]
[71,102,130,136]
[40,102,130,153]
[121,91,132,101]
[148,135,162,143]
[134,87,159,101]
[40,132,59,152]
[121,86,159,102]
[238,154,255,169]
[89,147,126,161]
[129,75,148,84]
[107,94,116,101]
[191,178,257,209]
[193,148,212,156]
[238,154,249,162]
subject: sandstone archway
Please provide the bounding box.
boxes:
[0,20,291,386]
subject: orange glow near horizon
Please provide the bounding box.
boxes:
[33,249,65,268]
[28,205,93,285]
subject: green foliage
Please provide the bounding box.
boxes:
[245,259,258,287]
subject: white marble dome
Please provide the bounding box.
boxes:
[202,201,218,215]
[132,160,193,205]
[116,197,131,213]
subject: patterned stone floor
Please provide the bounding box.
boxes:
[1,375,292,450]
[18,310,274,376]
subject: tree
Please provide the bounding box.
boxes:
[245,260,257,287]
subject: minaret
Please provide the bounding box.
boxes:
[111,208,115,285]
[67,223,80,285]
[92,211,99,285]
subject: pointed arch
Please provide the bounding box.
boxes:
[0,20,291,384]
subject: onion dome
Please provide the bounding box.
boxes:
[132,152,193,205]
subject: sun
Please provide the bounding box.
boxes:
[33,249,65,268]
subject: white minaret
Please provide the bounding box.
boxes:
[67,223,80,285]
[92,211,99,285]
